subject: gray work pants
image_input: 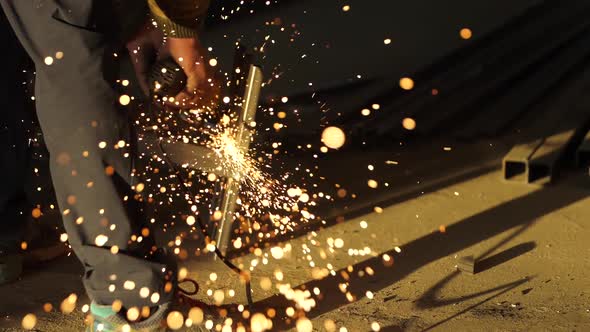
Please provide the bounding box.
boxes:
[0,0,176,308]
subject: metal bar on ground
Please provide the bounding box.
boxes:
[504,124,590,185]
[212,64,263,257]
[502,138,544,183]
[525,129,577,185]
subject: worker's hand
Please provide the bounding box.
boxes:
[163,37,212,109]
[126,23,217,110]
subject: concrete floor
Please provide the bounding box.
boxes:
[1,140,589,331]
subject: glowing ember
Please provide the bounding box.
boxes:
[139,287,150,299]
[279,285,316,311]
[271,246,285,259]
[123,280,136,290]
[60,293,77,314]
[95,235,108,247]
[213,290,225,304]
[126,307,140,321]
[250,313,272,332]
[402,117,416,130]
[299,193,310,203]
[287,187,302,197]
[31,208,41,219]
[112,300,123,313]
[324,319,337,332]
[321,126,346,149]
[150,293,160,304]
[119,95,131,106]
[371,322,381,331]
[186,215,196,226]
[188,307,204,324]
[233,238,243,249]
[135,183,145,193]
[166,311,184,330]
[21,314,37,330]
[460,28,473,39]
[399,77,415,90]
[296,318,313,332]
[260,277,272,290]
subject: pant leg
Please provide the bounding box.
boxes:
[0,0,176,308]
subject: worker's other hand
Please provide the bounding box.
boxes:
[126,23,217,110]
[163,37,213,109]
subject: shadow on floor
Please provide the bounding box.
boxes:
[416,222,538,309]
[243,179,588,330]
[477,241,537,274]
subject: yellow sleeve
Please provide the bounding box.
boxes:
[147,0,211,37]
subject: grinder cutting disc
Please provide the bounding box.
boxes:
[148,57,187,98]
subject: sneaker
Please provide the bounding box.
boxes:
[86,302,169,332]
[87,279,224,332]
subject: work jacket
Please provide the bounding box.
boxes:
[113,0,210,39]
